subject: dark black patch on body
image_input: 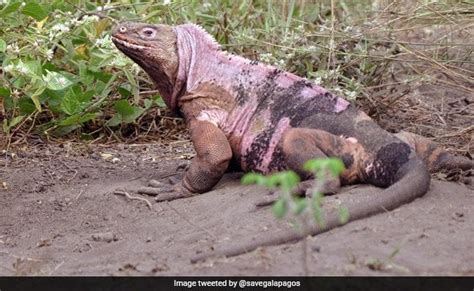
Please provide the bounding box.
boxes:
[242,69,346,172]
[270,82,340,127]
[366,142,411,187]
[244,129,275,171]
[267,144,288,172]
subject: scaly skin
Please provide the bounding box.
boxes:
[112,22,473,262]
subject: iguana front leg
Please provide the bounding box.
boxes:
[139,120,232,201]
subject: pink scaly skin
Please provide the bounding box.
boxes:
[112,22,472,262]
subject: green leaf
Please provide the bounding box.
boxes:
[2,120,8,134]
[124,69,140,104]
[0,87,10,97]
[53,125,81,136]
[118,85,132,98]
[8,115,25,129]
[113,99,144,124]
[241,172,266,186]
[24,59,43,77]
[293,197,307,215]
[272,198,287,219]
[105,113,122,127]
[22,1,48,21]
[0,39,6,53]
[144,99,153,109]
[304,158,345,177]
[78,62,95,86]
[58,113,97,126]
[0,2,22,16]
[153,95,166,107]
[327,158,345,177]
[77,90,94,103]
[93,18,110,38]
[30,95,42,112]
[2,95,14,111]
[44,71,74,91]
[114,99,134,116]
[268,171,300,192]
[3,115,25,133]
[29,85,46,112]
[60,89,80,115]
[339,206,350,224]
[312,193,326,228]
[18,97,36,114]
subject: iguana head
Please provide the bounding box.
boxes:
[112,22,178,103]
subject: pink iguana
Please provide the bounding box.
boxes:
[112,22,473,262]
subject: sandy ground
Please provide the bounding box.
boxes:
[0,143,472,276]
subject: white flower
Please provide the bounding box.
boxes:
[6,43,20,54]
[0,0,11,5]
[345,90,357,100]
[97,4,111,11]
[20,2,25,7]
[82,15,99,24]
[70,18,80,26]
[110,54,128,67]
[95,35,112,48]
[49,23,70,38]
[46,49,54,61]
[51,23,70,33]
[4,64,15,72]
[163,0,171,5]
[277,59,285,68]
[313,76,322,85]
[259,52,274,64]
[131,64,141,74]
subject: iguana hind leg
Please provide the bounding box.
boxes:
[281,127,366,185]
[255,128,352,208]
[281,128,343,191]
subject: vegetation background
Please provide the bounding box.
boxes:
[1,0,472,155]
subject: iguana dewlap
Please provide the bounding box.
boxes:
[112,22,473,261]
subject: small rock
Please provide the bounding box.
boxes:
[311,245,321,252]
[91,231,118,243]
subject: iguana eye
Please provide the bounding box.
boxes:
[141,28,156,38]
[119,26,127,33]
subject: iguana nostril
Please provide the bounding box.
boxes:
[119,26,127,33]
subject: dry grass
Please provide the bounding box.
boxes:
[1,0,472,155]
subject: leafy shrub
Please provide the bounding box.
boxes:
[1,0,471,144]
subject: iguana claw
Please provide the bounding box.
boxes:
[138,180,195,202]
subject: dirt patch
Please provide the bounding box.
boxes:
[0,143,472,276]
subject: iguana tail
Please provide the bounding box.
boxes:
[191,156,430,263]
[395,131,473,172]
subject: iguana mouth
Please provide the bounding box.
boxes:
[111,36,147,50]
